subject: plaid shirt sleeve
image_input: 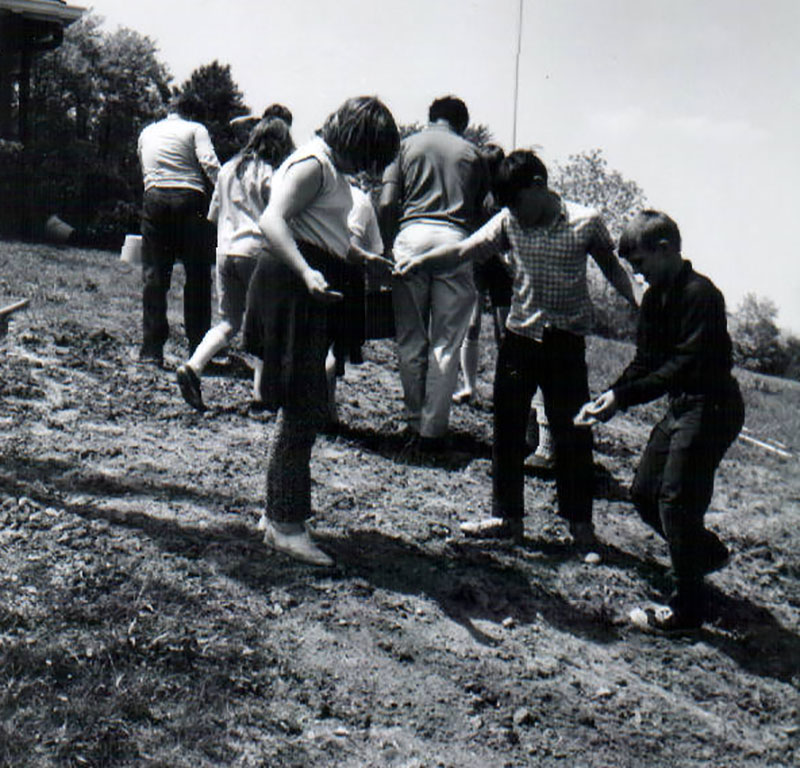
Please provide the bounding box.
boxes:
[588,213,615,258]
[464,209,511,264]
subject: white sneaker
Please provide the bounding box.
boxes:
[262,519,334,567]
[460,516,524,543]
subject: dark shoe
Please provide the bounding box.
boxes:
[569,521,598,551]
[460,516,524,543]
[138,347,163,368]
[249,399,268,414]
[397,428,421,459]
[419,435,447,454]
[700,530,730,575]
[176,364,205,411]
[629,603,702,634]
[569,521,603,563]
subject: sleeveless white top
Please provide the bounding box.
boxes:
[271,136,353,258]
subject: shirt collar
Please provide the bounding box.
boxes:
[427,121,457,135]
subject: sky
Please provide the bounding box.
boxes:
[88,0,800,332]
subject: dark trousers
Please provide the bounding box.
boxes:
[141,187,213,354]
[264,339,329,524]
[631,383,744,590]
[492,328,594,524]
[243,243,339,524]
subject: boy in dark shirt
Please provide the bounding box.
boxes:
[576,210,744,632]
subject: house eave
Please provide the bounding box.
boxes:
[0,0,85,26]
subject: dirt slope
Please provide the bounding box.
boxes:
[0,241,797,767]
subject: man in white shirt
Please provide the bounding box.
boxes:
[138,93,220,365]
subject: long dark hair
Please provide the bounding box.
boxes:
[234,117,295,179]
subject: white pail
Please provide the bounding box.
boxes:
[120,234,143,265]
[45,214,75,243]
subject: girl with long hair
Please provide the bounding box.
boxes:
[176,116,295,411]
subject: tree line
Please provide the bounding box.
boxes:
[3,12,798,381]
[0,13,248,248]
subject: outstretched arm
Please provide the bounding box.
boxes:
[393,240,467,275]
[377,160,401,253]
[394,210,509,275]
[347,241,394,270]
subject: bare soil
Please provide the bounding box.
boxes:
[0,241,798,767]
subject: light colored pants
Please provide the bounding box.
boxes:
[392,222,476,437]
[216,253,258,334]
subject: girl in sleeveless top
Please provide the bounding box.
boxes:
[244,96,399,566]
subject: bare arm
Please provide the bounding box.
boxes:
[347,240,394,270]
[394,211,507,275]
[258,158,338,301]
[393,240,472,275]
[377,160,401,253]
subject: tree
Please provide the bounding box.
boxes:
[551,148,645,239]
[730,293,790,376]
[94,26,171,175]
[781,334,800,382]
[551,149,647,340]
[28,12,172,243]
[177,61,249,162]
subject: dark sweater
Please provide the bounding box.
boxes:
[612,260,736,408]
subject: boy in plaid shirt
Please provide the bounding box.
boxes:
[395,150,637,554]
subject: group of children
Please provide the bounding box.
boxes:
[169,94,744,634]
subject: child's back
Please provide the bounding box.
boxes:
[210,157,274,258]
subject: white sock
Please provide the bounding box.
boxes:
[252,359,264,402]
[458,338,480,395]
[188,324,232,375]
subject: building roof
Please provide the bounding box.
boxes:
[0,0,84,25]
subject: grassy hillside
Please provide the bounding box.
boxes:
[0,240,797,767]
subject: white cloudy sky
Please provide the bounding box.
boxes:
[89,0,800,332]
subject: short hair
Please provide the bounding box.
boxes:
[262,103,293,126]
[493,150,548,208]
[234,117,295,178]
[318,96,399,175]
[169,91,197,119]
[618,210,681,259]
[428,96,469,134]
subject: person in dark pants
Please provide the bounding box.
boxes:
[394,150,637,555]
[492,326,594,534]
[576,210,745,632]
[137,93,220,365]
[243,96,399,567]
